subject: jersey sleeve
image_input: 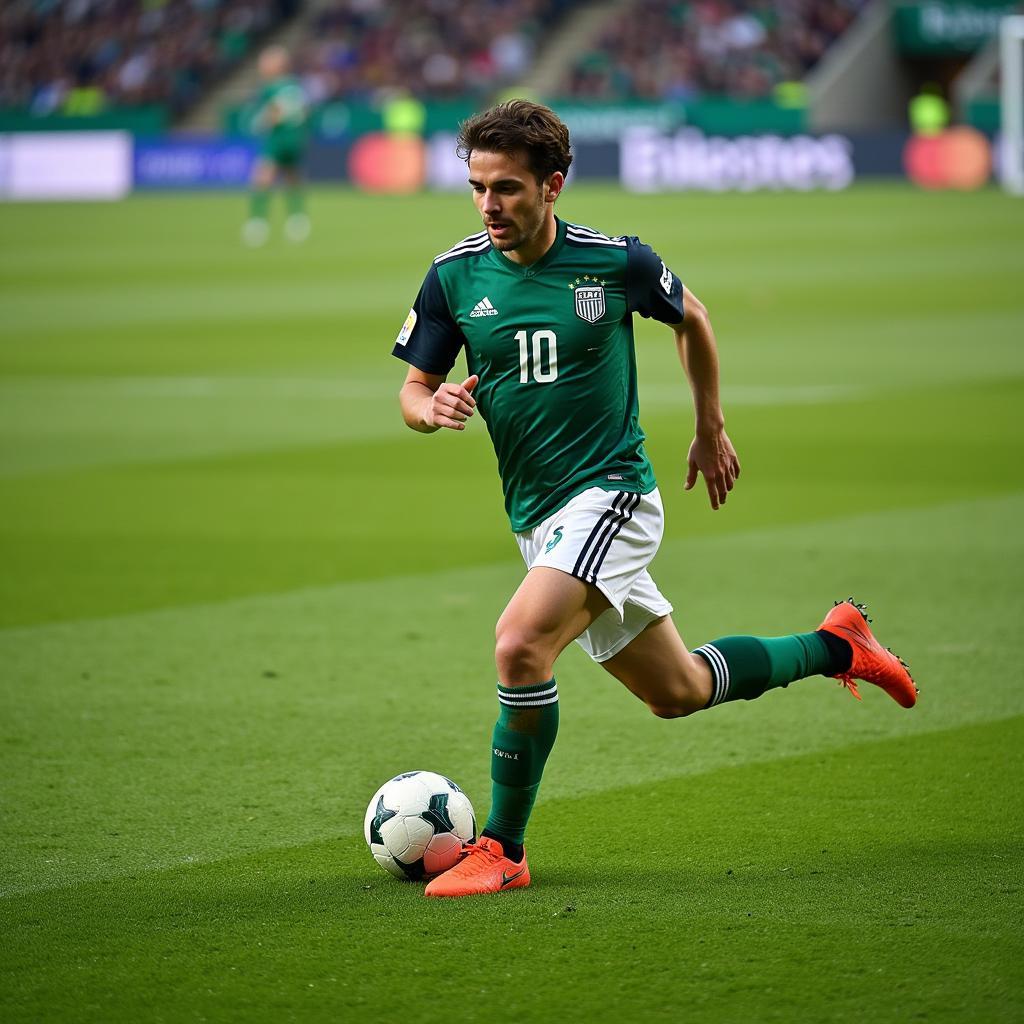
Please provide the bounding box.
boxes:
[392,263,465,375]
[625,236,686,325]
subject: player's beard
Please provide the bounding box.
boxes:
[487,193,545,252]
[488,227,519,251]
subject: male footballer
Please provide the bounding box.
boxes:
[392,100,917,898]
[242,46,310,246]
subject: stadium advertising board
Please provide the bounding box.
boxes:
[134,138,258,189]
[620,128,855,192]
[320,130,969,190]
[894,1,1016,53]
[0,128,995,198]
[0,131,132,200]
[424,133,618,189]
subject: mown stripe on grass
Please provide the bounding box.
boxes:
[2,716,1021,1024]
[0,377,871,480]
[2,495,1021,898]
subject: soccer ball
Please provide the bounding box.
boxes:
[363,771,476,880]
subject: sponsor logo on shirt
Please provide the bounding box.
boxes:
[470,296,499,317]
[660,260,674,295]
[396,308,417,345]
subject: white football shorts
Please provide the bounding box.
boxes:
[514,486,673,663]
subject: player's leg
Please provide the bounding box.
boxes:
[601,599,916,715]
[281,163,310,242]
[601,611,846,714]
[424,565,609,898]
[483,565,608,846]
[428,487,680,897]
[599,613,712,717]
[494,564,610,683]
[243,158,276,246]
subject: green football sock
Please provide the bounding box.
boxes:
[286,187,305,216]
[249,189,270,220]
[695,633,838,707]
[483,679,559,850]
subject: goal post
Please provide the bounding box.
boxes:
[1001,15,1024,195]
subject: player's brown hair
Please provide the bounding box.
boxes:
[456,100,572,182]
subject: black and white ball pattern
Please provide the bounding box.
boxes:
[363,771,476,880]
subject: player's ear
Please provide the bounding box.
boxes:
[543,171,565,204]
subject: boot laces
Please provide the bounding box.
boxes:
[454,839,503,876]
[835,673,862,701]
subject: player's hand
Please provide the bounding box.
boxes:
[685,429,740,510]
[426,374,478,431]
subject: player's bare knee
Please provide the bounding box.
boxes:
[643,673,706,719]
[646,693,702,719]
[494,625,549,683]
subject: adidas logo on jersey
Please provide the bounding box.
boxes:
[469,296,499,317]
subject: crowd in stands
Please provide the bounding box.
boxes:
[0,0,296,115]
[1,0,869,118]
[295,0,579,103]
[561,0,868,100]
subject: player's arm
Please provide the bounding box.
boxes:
[672,286,741,510]
[400,367,478,433]
[393,264,474,432]
[625,237,740,510]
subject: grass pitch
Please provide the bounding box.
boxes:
[1,185,1023,1023]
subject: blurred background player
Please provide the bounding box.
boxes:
[243,46,310,247]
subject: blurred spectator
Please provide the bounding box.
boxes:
[0,0,860,117]
[297,0,579,103]
[560,0,869,101]
[0,0,294,115]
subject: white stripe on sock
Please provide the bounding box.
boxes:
[707,644,730,704]
[498,695,559,707]
[498,684,558,702]
[696,644,729,705]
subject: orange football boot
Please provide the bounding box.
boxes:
[424,836,530,898]
[818,598,918,708]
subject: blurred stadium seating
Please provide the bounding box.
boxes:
[295,0,583,103]
[0,0,297,116]
[2,0,875,118]
[560,0,869,100]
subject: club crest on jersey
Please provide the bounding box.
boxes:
[574,284,605,324]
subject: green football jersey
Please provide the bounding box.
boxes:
[393,217,686,533]
[253,76,308,157]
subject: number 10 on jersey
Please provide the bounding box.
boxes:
[516,329,558,384]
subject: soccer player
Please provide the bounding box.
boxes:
[392,100,917,898]
[242,46,310,247]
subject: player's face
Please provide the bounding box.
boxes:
[259,49,288,79]
[468,149,562,262]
